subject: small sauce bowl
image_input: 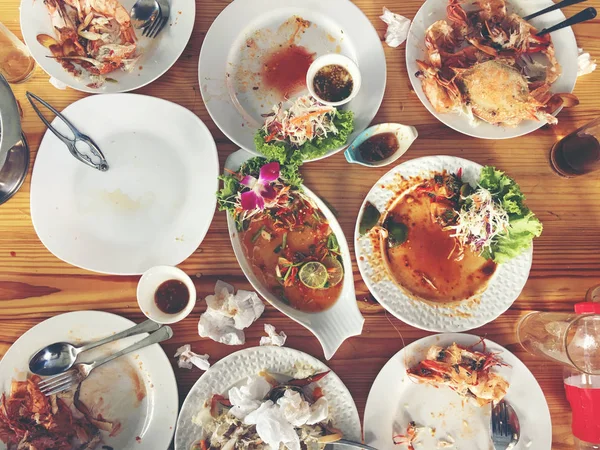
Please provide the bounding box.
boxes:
[306,54,361,107]
[344,123,418,167]
[137,265,197,324]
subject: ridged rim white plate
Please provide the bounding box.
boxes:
[354,156,533,332]
[0,311,178,450]
[364,333,552,450]
[30,94,219,275]
[198,0,386,161]
[406,0,578,139]
[175,346,362,450]
[225,150,364,359]
[20,0,195,93]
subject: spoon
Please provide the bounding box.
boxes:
[130,0,160,29]
[29,319,161,376]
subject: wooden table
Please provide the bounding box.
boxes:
[1,0,599,448]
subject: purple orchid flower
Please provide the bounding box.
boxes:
[240,161,280,210]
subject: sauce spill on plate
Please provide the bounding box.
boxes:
[262,45,315,98]
[155,279,189,314]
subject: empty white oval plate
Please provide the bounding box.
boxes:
[406,0,578,139]
[31,94,219,275]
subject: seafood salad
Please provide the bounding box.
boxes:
[36,0,139,88]
[407,342,509,406]
[191,370,342,450]
[254,96,354,164]
[416,0,578,127]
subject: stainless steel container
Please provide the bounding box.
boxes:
[0,73,29,205]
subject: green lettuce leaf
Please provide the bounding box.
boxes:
[478,166,542,263]
[216,157,303,216]
[254,110,354,164]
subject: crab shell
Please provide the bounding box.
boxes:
[455,60,557,126]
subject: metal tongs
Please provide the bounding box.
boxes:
[26,92,109,172]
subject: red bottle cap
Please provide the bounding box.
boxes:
[565,382,600,443]
[575,302,600,314]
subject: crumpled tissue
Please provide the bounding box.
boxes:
[277,390,329,426]
[380,7,411,48]
[224,376,331,450]
[259,324,287,347]
[245,401,302,450]
[198,280,265,345]
[174,344,210,371]
[578,48,597,77]
[228,376,272,419]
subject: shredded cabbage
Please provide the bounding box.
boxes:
[447,187,510,258]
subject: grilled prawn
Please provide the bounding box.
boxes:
[407,342,509,406]
[416,0,578,127]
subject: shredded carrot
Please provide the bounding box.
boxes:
[289,109,332,126]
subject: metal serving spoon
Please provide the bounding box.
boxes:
[130,0,160,29]
[29,319,161,376]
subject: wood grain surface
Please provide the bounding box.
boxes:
[1,0,599,448]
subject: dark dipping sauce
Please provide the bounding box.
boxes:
[262,45,315,97]
[312,64,353,103]
[155,279,189,314]
[358,132,399,163]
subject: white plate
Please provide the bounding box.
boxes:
[354,156,533,332]
[20,0,195,93]
[31,94,219,275]
[364,333,552,450]
[198,0,386,161]
[175,346,362,450]
[0,311,178,450]
[225,150,364,360]
[406,0,578,139]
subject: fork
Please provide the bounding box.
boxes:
[142,0,170,38]
[491,400,520,450]
[37,326,173,396]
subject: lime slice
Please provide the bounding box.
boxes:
[323,256,344,287]
[299,261,328,289]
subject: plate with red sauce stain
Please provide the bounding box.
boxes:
[198,0,386,161]
[354,155,534,332]
[0,311,178,450]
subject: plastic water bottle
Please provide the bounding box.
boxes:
[518,287,600,448]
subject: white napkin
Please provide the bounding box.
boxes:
[277,390,329,426]
[380,7,411,47]
[228,376,272,419]
[260,324,287,347]
[245,401,302,450]
[174,344,210,371]
[578,48,597,77]
[198,281,265,345]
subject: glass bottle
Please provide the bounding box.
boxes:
[0,22,35,84]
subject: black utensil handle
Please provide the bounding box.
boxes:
[524,0,587,21]
[537,7,597,36]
